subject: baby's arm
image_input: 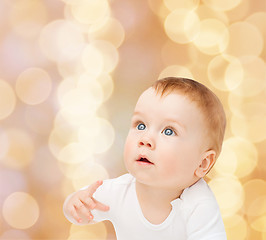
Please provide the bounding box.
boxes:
[63,180,110,225]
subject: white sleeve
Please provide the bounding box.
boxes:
[186,200,227,240]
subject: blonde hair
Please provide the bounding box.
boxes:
[152,77,226,158]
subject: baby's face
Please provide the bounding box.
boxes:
[124,88,208,191]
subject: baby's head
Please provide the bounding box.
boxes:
[124,77,226,190]
[152,77,226,159]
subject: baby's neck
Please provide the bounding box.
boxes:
[135,181,183,224]
[137,181,183,203]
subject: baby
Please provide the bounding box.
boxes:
[63,77,227,240]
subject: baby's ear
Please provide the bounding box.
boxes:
[195,150,216,178]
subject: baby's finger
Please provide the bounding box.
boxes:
[69,205,82,223]
[92,197,110,211]
[87,180,103,197]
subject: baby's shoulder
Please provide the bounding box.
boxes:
[180,178,217,207]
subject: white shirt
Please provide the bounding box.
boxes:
[90,174,227,240]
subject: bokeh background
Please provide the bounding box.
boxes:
[0,0,265,239]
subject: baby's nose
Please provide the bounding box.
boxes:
[138,137,154,149]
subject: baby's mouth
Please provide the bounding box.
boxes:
[137,157,154,165]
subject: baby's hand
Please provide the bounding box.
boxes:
[63,180,109,224]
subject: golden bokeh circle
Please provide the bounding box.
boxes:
[39,20,85,62]
[89,18,125,48]
[243,179,266,215]
[70,0,110,25]
[225,21,263,57]
[214,137,258,178]
[193,18,229,55]
[15,68,52,105]
[2,192,39,229]
[230,56,266,97]
[0,80,16,120]
[203,0,242,11]
[164,9,200,44]
[209,176,244,217]
[78,117,115,154]
[0,128,34,169]
[208,54,243,91]
[72,162,109,190]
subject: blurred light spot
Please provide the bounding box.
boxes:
[72,162,109,190]
[251,216,266,233]
[225,22,263,57]
[78,117,115,154]
[223,214,247,240]
[246,196,266,218]
[81,44,104,76]
[148,0,170,20]
[57,76,78,103]
[2,192,39,229]
[15,68,52,105]
[58,142,92,164]
[208,55,243,91]
[57,157,93,179]
[246,12,266,40]
[231,114,266,143]
[221,137,258,178]
[39,20,85,62]
[70,0,110,25]
[197,5,228,24]
[59,87,102,120]
[193,19,229,55]
[58,76,103,125]
[228,94,266,120]
[164,9,200,44]
[213,140,238,176]
[48,123,77,158]
[159,65,194,79]
[202,0,242,11]
[9,0,48,38]
[232,56,266,97]
[243,179,266,215]
[209,176,244,217]
[96,74,114,102]
[70,222,107,240]
[89,18,125,48]
[91,40,119,73]
[0,80,16,120]
[0,128,34,169]
[163,0,200,11]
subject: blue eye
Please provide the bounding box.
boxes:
[137,123,146,130]
[163,128,175,136]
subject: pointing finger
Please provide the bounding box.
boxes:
[87,180,103,197]
[69,206,82,223]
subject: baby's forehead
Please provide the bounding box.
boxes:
[139,87,194,105]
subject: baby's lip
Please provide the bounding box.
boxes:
[136,155,154,164]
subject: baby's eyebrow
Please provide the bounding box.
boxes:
[164,118,186,130]
[133,111,142,116]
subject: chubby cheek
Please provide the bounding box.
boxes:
[158,152,196,183]
[123,134,134,163]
